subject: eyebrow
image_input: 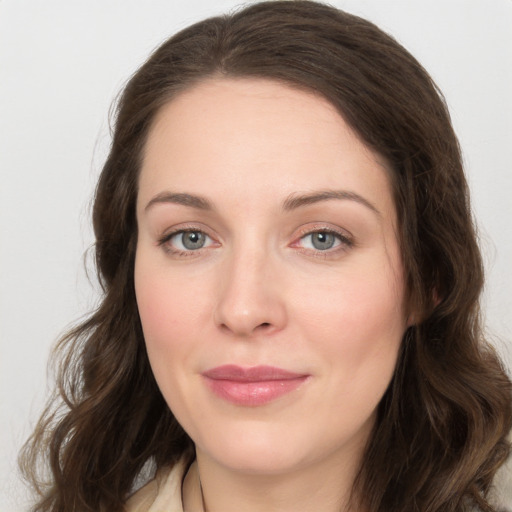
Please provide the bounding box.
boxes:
[145,192,213,212]
[283,190,380,216]
[144,189,380,216]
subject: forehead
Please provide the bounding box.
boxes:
[145,77,370,165]
[138,77,394,220]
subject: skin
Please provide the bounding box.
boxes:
[135,78,410,512]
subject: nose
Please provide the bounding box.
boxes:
[213,247,287,338]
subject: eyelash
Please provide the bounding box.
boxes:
[157,226,214,257]
[293,227,354,258]
[157,225,354,258]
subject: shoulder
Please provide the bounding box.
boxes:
[125,460,187,512]
[489,449,512,511]
[125,468,170,512]
[125,477,160,512]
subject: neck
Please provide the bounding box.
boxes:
[183,447,365,512]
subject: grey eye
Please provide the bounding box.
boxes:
[161,229,215,254]
[180,231,207,250]
[308,232,337,250]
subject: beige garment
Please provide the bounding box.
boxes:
[492,453,512,511]
[126,460,187,512]
[126,456,512,511]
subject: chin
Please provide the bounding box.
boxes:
[207,446,307,475]
[194,417,370,477]
[193,421,309,474]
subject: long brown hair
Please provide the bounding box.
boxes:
[20,2,511,511]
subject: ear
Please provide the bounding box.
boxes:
[406,289,441,328]
[430,288,442,313]
[405,294,420,328]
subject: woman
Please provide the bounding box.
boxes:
[20,1,512,511]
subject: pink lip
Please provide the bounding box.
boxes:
[202,365,309,406]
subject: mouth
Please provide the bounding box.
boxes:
[201,365,310,406]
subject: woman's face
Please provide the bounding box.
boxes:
[135,78,408,475]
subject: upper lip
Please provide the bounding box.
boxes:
[202,365,307,382]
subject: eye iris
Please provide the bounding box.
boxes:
[311,232,335,250]
[182,231,206,250]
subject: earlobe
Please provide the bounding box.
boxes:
[432,289,442,308]
[406,307,420,328]
[406,289,441,328]
[405,298,419,329]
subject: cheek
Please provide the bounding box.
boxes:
[296,255,406,381]
[134,254,205,364]
[134,255,211,426]
[135,277,177,349]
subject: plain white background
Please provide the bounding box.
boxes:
[1,1,511,510]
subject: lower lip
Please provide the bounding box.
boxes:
[203,376,309,406]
